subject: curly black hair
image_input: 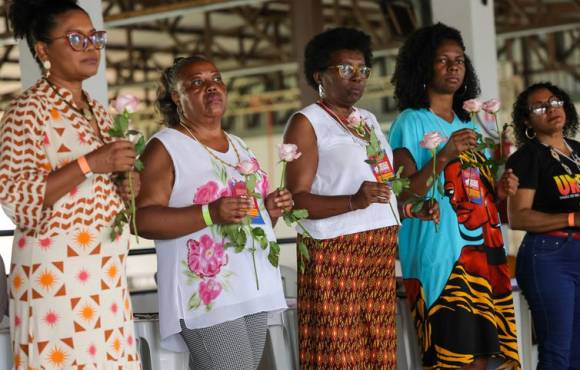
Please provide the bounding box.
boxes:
[157,55,212,127]
[303,27,373,91]
[511,82,579,147]
[8,0,86,66]
[391,22,480,122]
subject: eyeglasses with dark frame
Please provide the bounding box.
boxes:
[529,96,564,116]
[51,30,107,52]
[327,64,372,80]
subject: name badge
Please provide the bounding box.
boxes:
[370,153,394,183]
[232,181,265,224]
[462,167,482,204]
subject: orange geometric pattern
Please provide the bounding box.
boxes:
[298,227,398,370]
[2,79,141,368]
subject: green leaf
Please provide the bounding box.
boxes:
[135,136,146,155]
[268,244,279,267]
[364,159,377,165]
[292,208,309,219]
[426,176,433,187]
[134,159,144,172]
[298,241,310,261]
[251,227,266,239]
[234,243,245,253]
[396,165,404,177]
[282,213,294,227]
[245,174,257,194]
[188,293,201,310]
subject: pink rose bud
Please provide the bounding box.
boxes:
[112,94,140,114]
[346,110,363,129]
[278,144,302,162]
[462,99,482,113]
[420,131,447,150]
[236,159,259,175]
[482,98,501,114]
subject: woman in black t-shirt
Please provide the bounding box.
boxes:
[507,82,580,370]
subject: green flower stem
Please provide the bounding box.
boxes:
[250,233,259,290]
[128,171,139,244]
[431,149,439,233]
[493,113,503,160]
[279,161,287,190]
[388,202,400,226]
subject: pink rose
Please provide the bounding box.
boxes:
[346,109,363,129]
[187,235,228,278]
[112,94,139,114]
[482,98,501,114]
[193,181,220,205]
[463,99,482,113]
[237,159,259,175]
[420,131,447,150]
[199,278,222,305]
[277,144,302,162]
[259,175,269,198]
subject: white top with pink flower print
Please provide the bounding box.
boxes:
[287,103,399,239]
[152,128,287,352]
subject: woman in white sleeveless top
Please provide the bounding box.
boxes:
[136,56,290,370]
[284,28,438,369]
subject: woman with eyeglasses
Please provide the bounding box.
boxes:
[388,23,520,369]
[135,55,289,370]
[507,82,580,370]
[1,1,141,367]
[283,27,438,369]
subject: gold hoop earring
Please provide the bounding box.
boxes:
[525,126,536,139]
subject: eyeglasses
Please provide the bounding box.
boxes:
[529,96,564,116]
[327,64,371,80]
[51,30,107,52]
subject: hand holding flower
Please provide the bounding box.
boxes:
[412,200,440,224]
[351,181,391,210]
[86,140,136,174]
[438,128,476,161]
[265,188,293,220]
[209,196,253,225]
[496,169,519,201]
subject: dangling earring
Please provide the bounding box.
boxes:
[423,83,427,91]
[462,84,468,95]
[177,105,184,120]
[318,84,326,99]
[42,60,51,78]
[525,126,536,139]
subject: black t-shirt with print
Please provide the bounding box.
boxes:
[507,138,580,213]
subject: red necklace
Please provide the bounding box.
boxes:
[317,100,370,142]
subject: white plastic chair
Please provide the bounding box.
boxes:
[133,313,189,370]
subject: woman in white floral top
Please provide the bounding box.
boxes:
[136,55,290,370]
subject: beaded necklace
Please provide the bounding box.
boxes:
[177,118,241,170]
[543,140,580,177]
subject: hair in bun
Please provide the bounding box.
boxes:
[8,0,85,61]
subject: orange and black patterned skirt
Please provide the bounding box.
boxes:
[298,226,399,370]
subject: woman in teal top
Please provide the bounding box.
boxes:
[388,23,520,369]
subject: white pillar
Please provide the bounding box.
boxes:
[18,0,108,105]
[431,0,499,101]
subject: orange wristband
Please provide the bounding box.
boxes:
[568,212,575,227]
[77,156,93,178]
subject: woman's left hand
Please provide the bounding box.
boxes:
[496,169,519,201]
[266,188,293,219]
[414,200,440,224]
[117,171,141,201]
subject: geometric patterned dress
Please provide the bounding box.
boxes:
[0,79,141,369]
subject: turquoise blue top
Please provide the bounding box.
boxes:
[388,108,481,308]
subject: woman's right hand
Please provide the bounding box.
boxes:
[351,181,391,210]
[210,196,253,224]
[438,128,477,162]
[86,140,136,174]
